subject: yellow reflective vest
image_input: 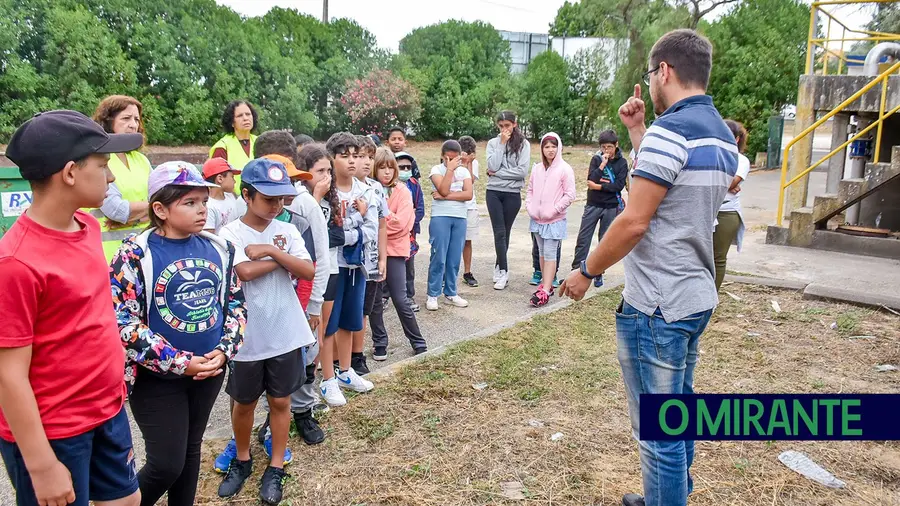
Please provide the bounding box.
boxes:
[209,133,256,188]
[94,151,153,261]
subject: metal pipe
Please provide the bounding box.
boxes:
[863,42,900,75]
[845,118,871,225]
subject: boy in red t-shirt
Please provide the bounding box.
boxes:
[0,110,144,506]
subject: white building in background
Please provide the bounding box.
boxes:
[500,31,549,73]
[499,30,629,79]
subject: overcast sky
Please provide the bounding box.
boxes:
[216,0,872,52]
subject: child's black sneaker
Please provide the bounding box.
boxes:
[594,274,604,288]
[257,414,269,444]
[351,354,370,375]
[373,346,388,361]
[413,347,428,356]
[408,298,420,312]
[259,466,288,505]
[293,409,326,445]
[218,458,252,498]
[463,272,479,287]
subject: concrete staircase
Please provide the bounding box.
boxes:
[768,146,900,259]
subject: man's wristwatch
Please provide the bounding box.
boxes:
[579,260,601,280]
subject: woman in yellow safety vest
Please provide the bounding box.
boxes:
[209,100,258,174]
[93,95,152,261]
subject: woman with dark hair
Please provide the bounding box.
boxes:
[93,95,152,260]
[713,119,751,290]
[210,100,259,171]
[485,110,530,290]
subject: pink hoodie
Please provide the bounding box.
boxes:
[526,132,576,225]
[384,182,416,258]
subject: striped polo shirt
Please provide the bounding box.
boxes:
[624,95,738,323]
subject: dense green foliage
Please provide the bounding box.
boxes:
[0,0,810,149]
[551,0,809,153]
[706,0,809,154]
[0,0,381,144]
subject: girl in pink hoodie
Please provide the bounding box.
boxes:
[526,132,576,307]
[368,147,427,358]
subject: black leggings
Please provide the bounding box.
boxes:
[485,190,522,271]
[130,371,224,506]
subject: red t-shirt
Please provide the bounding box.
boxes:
[0,211,126,441]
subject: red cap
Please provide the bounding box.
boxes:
[202,158,240,179]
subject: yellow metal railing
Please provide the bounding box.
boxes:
[809,0,900,75]
[776,60,900,226]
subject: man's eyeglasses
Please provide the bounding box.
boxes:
[642,63,672,86]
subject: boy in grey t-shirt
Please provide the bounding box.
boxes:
[217,158,316,505]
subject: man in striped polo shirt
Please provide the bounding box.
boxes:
[559,29,738,506]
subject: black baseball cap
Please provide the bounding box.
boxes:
[5,110,144,181]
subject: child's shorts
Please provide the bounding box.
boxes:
[226,348,305,404]
[325,267,366,336]
[0,408,139,505]
[466,208,479,241]
[534,235,560,260]
[323,273,339,302]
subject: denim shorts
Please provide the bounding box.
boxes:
[325,267,366,336]
[0,408,138,506]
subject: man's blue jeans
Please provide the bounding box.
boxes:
[615,300,713,506]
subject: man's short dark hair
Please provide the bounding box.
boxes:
[650,29,713,90]
[294,134,314,146]
[326,132,359,157]
[388,126,405,137]
[458,136,476,154]
[598,130,618,145]
[254,130,298,160]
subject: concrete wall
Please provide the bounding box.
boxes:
[812,75,900,113]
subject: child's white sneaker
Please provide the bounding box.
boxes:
[493,270,509,290]
[320,378,347,407]
[338,368,374,393]
[444,295,469,308]
[493,264,501,283]
[426,296,439,311]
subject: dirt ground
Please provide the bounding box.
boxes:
[194,283,900,506]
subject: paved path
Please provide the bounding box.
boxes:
[4,166,895,504]
[0,200,626,504]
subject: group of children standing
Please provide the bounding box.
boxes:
[0,102,632,506]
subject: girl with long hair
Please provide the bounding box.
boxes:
[485,110,530,290]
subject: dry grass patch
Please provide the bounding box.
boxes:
[196,284,900,505]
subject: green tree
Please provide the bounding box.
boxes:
[551,0,692,148]
[705,0,808,154]
[521,51,572,141]
[398,20,513,139]
[568,46,613,144]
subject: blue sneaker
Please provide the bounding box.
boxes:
[263,433,293,466]
[552,278,561,289]
[594,275,604,288]
[529,270,542,286]
[214,438,237,474]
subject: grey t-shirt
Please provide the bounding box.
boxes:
[624,95,738,323]
[219,219,316,361]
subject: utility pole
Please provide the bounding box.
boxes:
[323,0,329,23]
